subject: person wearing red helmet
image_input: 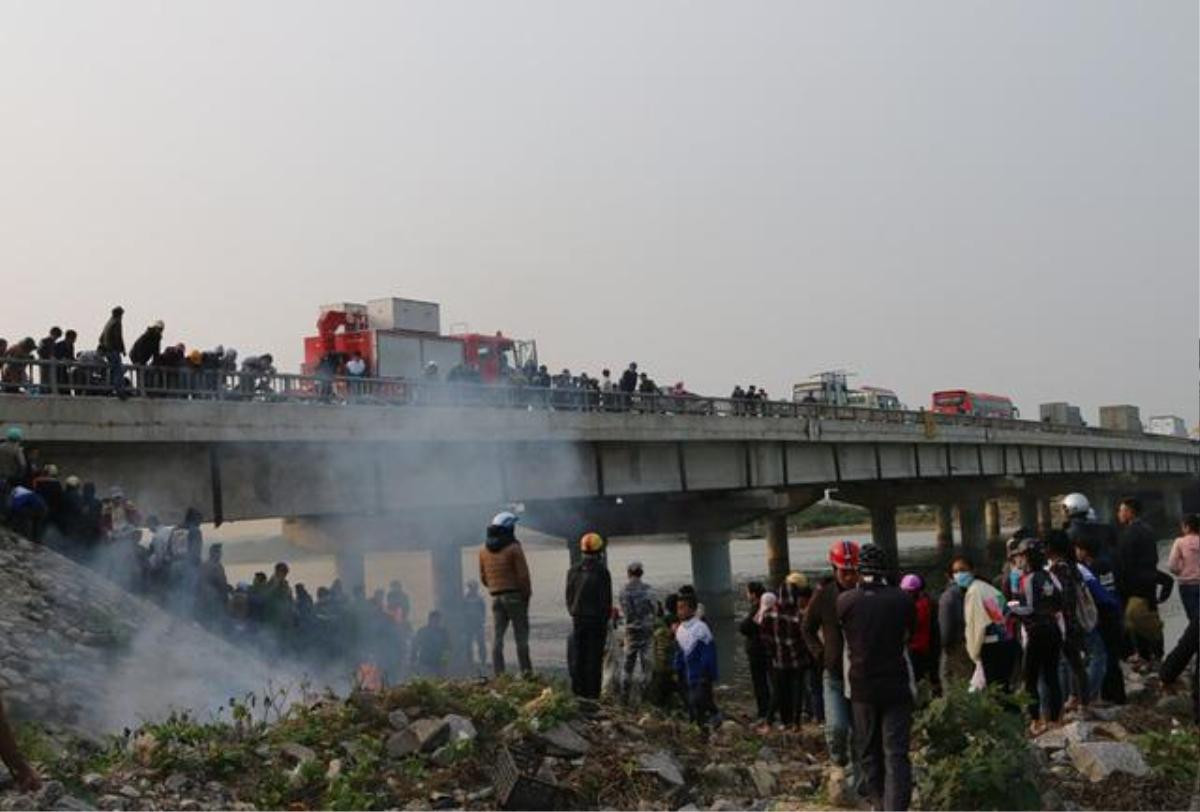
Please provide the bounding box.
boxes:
[802,540,861,803]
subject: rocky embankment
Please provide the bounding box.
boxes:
[0,529,290,735]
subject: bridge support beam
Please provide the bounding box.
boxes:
[1018,493,1038,534]
[868,504,899,564]
[766,515,790,588]
[688,530,736,680]
[959,498,987,566]
[935,504,955,559]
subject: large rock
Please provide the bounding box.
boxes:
[535,722,591,757]
[700,763,742,789]
[279,742,317,765]
[745,762,776,798]
[1155,693,1194,720]
[387,710,410,730]
[409,718,450,753]
[1066,742,1150,782]
[639,751,686,787]
[386,729,421,759]
[443,714,477,743]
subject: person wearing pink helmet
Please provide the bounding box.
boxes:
[900,574,939,689]
[801,540,861,803]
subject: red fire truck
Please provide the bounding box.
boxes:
[302,297,538,382]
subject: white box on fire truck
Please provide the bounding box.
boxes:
[367,297,440,334]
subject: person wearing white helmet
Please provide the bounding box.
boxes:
[479,511,533,676]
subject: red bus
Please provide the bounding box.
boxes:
[931,390,1019,419]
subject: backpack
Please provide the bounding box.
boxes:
[1073,575,1099,633]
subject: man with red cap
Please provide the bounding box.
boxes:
[802,540,861,804]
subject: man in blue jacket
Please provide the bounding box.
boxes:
[673,592,719,729]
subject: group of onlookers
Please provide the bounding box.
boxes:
[1,310,275,399]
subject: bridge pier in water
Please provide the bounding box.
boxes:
[1018,493,1038,534]
[1037,497,1054,537]
[765,515,790,588]
[868,503,899,564]
[985,500,1002,545]
[958,497,987,565]
[935,504,955,558]
[688,529,736,679]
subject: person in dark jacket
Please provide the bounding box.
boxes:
[802,541,860,790]
[738,581,772,723]
[1009,537,1065,731]
[565,532,612,699]
[759,590,803,728]
[837,544,916,812]
[1117,497,1165,661]
[130,321,165,366]
[97,306,126,395]
[411,611,451,677]
[1073,535,1125,703]
[36,327,61,392]
[52,330,76,392]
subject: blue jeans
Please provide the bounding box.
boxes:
[105,351,125,393]
[1083,628,1107,702]
[1180,583,1199,625]
[822,671,855,770]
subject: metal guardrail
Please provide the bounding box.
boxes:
[0,356,1192,445]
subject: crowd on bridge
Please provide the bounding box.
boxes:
[4,307,795,419]
[1,310,277,400]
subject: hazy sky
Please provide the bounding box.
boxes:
[2,2,1196,427]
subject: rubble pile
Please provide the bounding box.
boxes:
[0,676,841,811]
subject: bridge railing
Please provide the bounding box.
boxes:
[0,357,1187,444]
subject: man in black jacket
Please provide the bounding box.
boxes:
[837,544,916,812]
[566,532,613,699]
[738,581,771,722]
[130,320,165,366]
[97,306,126,396]
[1117,497,1165,661]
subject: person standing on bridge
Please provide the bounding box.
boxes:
[97,306,126,397]
[566,532,612,700]
[479,511,533,676]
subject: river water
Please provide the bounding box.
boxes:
[223,529,1190,669]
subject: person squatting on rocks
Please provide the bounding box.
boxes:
[837,543,916,812]
[479,511,533,677]
[565,532,613,700]
[618,560,656,701]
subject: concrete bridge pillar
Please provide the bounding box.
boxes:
[335,548,367,595]
[766,515,790,587]
[985,500,1002,544]
[1018,493,1038,534]
[1092,490,1116,524]
[1162,487,1185,534]
[935,504,955,559]
[868,504,899,564]
[1037,497,1054,538]
[688,530,736,680]
[958,498,987,565]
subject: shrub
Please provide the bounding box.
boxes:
[913,686,1041,811]
[1135,728,1200,785]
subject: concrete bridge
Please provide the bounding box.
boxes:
[5,390,1197,654]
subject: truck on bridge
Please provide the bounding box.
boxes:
[303,297,538,383]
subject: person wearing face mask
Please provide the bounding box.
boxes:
[938,557,973,688]
[958,556,1015,691]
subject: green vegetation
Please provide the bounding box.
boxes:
[790,503,869,531]
[1135,728,1200,785]
[913,686,1041,811]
